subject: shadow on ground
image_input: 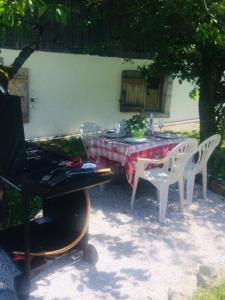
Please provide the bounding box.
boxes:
[29,181,225,300]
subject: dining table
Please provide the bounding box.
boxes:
[88,132,185,186]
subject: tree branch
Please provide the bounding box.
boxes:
[9,42,37,78]
[0,42,37,92]
[0,22,42,92]
[203,0,216,21]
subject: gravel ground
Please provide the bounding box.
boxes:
[29,181,225,300]
[163,121,199,132]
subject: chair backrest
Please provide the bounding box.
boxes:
[195,134,221,173]
[80,122,102,153]
[167,138,198,183]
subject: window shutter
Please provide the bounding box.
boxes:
[8,68,29,123]
[120,70,146,112]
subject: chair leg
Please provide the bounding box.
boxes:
[178,178,184,212]
[202,167,207,200]
[156,188,159,201]
[130,176,139,210]
[159,185,169,224]
[99,183,105,192]
[186,173,195,206]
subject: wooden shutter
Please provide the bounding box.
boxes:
[119,70,165,113]
[119,70,146,112]
[8,68,29,123]
[145,77,164,112]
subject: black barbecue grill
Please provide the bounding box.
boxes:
[0,94,112,299]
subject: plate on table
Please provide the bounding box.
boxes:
[104,131,126,138]
[155,132,179,139]
[122,137,150,143]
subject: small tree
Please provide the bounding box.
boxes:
[87,0,225,142]
[141,0,225,142]
[0,0,70,90]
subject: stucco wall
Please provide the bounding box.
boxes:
[1,49,199,139]
[170,79,199,122]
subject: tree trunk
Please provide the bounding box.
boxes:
[199,75,217,142]
[198,44,225,143]
[198,46,225,142]
[0,43,37,92]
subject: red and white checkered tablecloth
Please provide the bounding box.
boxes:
[88,135,184,185]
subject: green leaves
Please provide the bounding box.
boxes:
[0,0,6,13]
[0,0,70,36]
[35,0,48,17]
[0,1,5,17]
[51,4,70,24]
[126,115,148,133]
[189,88,200,101]
[196,22,225,47]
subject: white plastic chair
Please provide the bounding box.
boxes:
[80,122,111,192]
[184,134,221,206]
[130,138,198,223]
[80,122,103,154]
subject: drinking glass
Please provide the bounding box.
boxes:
[158,119,164,132]
[114,122,121,134]
[148,113,154,136]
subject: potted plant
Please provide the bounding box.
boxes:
[126,115,148,138]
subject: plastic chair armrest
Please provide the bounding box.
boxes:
[135,156,170,173]
[137,156,170,165]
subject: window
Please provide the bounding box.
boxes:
[119,70,172,117]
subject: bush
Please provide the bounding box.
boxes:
[0,185,42,230]
[208,149,225,179]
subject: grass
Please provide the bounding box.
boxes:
[192,278,225,300]
[36,136,87,160]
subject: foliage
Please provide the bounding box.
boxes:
[0,185,42,230]
[0,0,70,37]
[192,277,225,299]
[214,103,225,141]
[36,136,87,160]
[125,114,148,133]
[0,0,73,89]
[84,0,225,142]
[208,148,225,179]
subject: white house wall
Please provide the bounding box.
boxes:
[1,49,199,139]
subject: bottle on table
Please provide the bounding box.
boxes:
[149,113,154,136]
